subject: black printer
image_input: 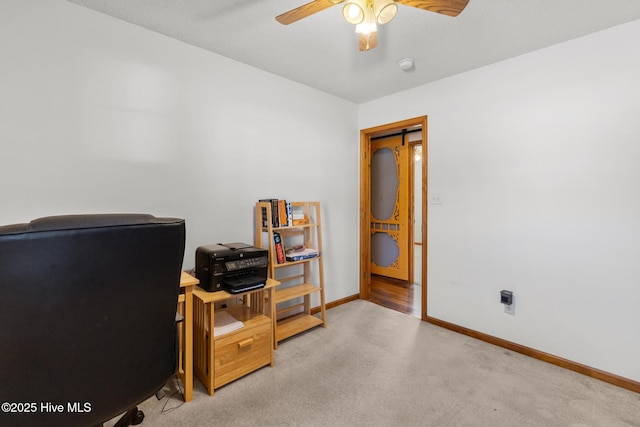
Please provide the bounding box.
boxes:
[195,242,268,293]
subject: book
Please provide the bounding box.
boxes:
[291,205,307,225]
[259,198,279,227]
[278,200,288,227]
[285,201,293,226]
[213,311,244,337]
[285,247,318,262]
[273,231,285,264]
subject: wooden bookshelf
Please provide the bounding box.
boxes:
[255,201,326,349]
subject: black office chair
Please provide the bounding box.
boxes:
[0,214,185,427]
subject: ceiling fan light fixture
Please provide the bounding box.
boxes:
[356,8,378,34]
[342,2,365,25]
[346,0,395,35]
[355,1,378,35]
[355,21,377,35]
[374,1,397,25]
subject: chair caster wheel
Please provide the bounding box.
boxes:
[132,410,144,425]
[114,407,145,426]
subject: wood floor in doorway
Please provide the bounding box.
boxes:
[369,274,421,317]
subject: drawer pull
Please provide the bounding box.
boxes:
[237,338,254,349]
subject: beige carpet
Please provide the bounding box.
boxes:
[114,299,640,426]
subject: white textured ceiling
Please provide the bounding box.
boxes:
[67,0,640,103]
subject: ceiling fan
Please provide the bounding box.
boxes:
[276,0,470,51]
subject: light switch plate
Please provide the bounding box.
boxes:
[429,193,442,205]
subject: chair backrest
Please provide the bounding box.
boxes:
[0,214,185,426]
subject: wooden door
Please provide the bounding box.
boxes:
[370,135,410,281]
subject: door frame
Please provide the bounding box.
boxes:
[359,116,428,320]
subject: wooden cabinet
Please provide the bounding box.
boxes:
[192,279,278,395]
[255,201,326,349]
[212,313,271,389]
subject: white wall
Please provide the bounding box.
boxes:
[4,0,638,384]
[360,20,640,382]
[0,0,360,303]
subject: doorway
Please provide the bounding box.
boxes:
[359,116,427,320]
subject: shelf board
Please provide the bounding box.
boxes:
[275,283,321,304]
[262,223,318,232]
[193,279,278,304]
[276,313,324,343]
[224,306,269,326]
[210,308,270,341]
[273,255,321,268]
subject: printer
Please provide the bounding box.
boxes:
[195,242,268,293]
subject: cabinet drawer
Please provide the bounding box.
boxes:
[214,320,272,389]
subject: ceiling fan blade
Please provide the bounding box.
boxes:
[396,0,470,17]
[358,32,378,51]
[276,0,344,25]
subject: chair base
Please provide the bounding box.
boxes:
[113,407,144,427]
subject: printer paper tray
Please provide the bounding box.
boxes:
[222,280,265,294]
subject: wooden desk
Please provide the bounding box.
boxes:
[177,271,198,402]
[192,279,279,396]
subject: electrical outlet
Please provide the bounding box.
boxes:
[504,301,515,315]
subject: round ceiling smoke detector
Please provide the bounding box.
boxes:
[398,57,414,71]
